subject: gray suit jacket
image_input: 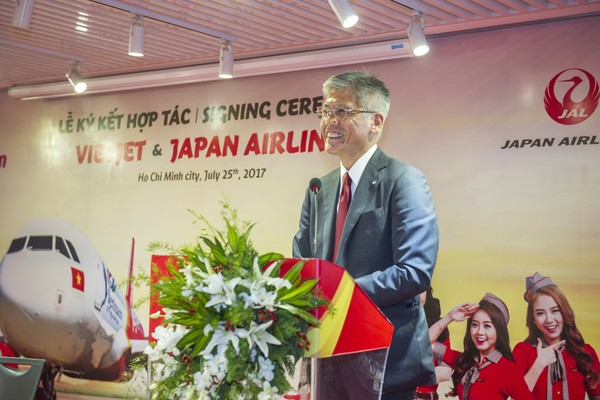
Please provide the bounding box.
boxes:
[292,147,439,392]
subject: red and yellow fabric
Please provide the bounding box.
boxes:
[148,255,178,343]
[279,258,394,358]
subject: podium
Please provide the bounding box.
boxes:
[279,258,394,400]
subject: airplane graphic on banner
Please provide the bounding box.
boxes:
[0,217,147,399]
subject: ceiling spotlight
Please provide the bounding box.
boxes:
[12,0,35,29]
[407,13,429,57]
[66,63,87,93]
[219,40,233,79]
[128,14,144,57]
[328,0,358,29]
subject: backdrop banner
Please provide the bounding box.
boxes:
[0,16,598,397]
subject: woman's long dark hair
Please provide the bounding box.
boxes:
[449,300,513,396]
[424,287,449,342]
[525,285,599,389]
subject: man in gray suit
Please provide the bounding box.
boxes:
[293,71,439,400]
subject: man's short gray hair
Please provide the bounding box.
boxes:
[322,70,391,118]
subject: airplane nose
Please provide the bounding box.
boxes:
[0,253,70,317]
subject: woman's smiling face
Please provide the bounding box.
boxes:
[470,309,497,358]
[532,294,563,344]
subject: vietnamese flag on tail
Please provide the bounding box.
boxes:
[71,267,85,292]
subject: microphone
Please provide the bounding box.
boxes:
[309,178,321,257]
[309,177,321,193]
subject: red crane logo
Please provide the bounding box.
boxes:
[544,68,599,125]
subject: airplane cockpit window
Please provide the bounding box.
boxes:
[55,236,71,259]
[27,235,53,251]
[66,240,80,263]
[7,237,26,253]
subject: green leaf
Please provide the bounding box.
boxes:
[277,303,321,326]
[177,328,206,352]
[190,333,210,359]
[258,252,284,267]
[285,298,312,307]
[282,259,305,284]
[200,237,228,266]
[279,279,318,301]
[170,313,206,327]
[226,222,239,250]
[164,260,184,280]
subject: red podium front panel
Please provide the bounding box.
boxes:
[278,258,393,358]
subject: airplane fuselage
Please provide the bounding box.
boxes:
[0,217,145,381]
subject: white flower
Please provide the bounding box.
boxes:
[181,262,204,297]
[244,321,281,357]
[197,273,242,309]
[238,259,291,311]
[144,324,188,363]
[149,356,179,383]
[181,263,195,285]
[174,383,196,400]
[194,349,226,396]
[240,286,277,310]
[257,381,283,400]
[201,322,248,356]
[204,347,227,379]
[257,355,275,382]
[253,259,292,291]
[194,370,214,391]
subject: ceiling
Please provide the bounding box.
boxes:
[1,0,599,92]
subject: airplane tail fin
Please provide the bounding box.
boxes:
[125,238,145,341]
[125,238,134,307]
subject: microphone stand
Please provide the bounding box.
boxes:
[312,190,318,258]
[308,178,321,399]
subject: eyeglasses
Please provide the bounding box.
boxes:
[317,105,376,121]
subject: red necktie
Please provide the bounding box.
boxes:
[333,172,351,262]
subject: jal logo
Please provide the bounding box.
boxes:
[544,68,599,125]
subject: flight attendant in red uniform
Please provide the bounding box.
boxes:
[513,272,600,400]
[0,335,17,368]
[428,293,534,400]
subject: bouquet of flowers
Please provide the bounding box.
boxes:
[144,202,326,400]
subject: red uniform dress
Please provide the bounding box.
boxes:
[0,340,17,368]
[433,342,534,400]
[513,341,600,400]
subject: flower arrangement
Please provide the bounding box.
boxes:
[144,202,326,400]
